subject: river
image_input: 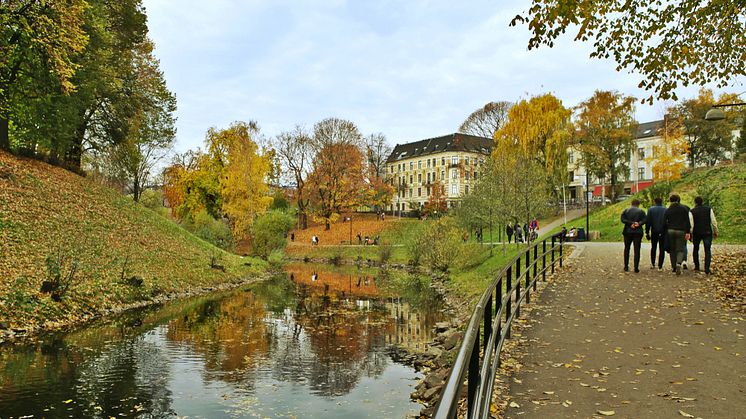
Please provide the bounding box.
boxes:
[0,264,442,418]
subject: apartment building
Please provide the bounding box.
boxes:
[384,133,492,213]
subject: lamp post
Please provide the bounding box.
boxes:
[585,170,590,242]
[704,102,746,121]
[349,216,352,245]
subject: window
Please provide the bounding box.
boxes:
[427,159,430,168]
[638,147,645,160]
[568,171,574,182]
[409,161,413,170]
[465,171,470,181]
[433,158,437,166]
[451,184,458,195]
[418,173,422,183]
[441,170,445,181]
[568,152,574,164]
[473,172,478,181]
[451,156,458,165]
[638,167,645,180]
[409,175,413,184]
[427,187,431,196]
[465,185,469,194]
[417,188,421,197]
[418,160,422,169]
[426,172,430,183]
[451,169,458,180]
[465,157,470,165]
[409,189,413,198]
[441,157,446,166]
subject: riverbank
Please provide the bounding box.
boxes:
[0,151,269,342]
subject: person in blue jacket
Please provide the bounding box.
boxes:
[645,197,667,270]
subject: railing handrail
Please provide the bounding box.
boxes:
[433,233,565,419]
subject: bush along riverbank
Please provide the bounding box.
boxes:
[0,151,268,343]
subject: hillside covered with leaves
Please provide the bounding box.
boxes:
[0,151,266,337]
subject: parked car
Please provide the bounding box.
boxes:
[591,196,611,204]
[615,194,632,202]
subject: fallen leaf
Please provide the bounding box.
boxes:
[678,410,694,418]
[597,410,616,416]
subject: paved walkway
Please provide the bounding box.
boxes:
[504,242,746,419]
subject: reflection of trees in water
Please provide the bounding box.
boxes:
[74,335,174,417]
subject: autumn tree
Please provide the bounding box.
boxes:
[574,90,637,202]
[274,126,313,229]
[205,121,273,238]
[494,93,571,196]
[422,181,447,217]
[307,142,366,228]
[511,1,746,102]
[648,116,689,182]
[312,117,363,149]
[0,0,88,151]
[365,132,391,180]
[459,101,511,139]
[669,88,737,167]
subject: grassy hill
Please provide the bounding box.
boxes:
[0,151,266,336]
[557,163,746,243]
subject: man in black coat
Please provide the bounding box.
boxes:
[645,197,667,270]
[621,199,647,272]
[664,194,692,275]
[691,196,719,274]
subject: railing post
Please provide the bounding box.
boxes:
[515,256,521,318]
[468,329,479,417]
[525,248,531,305]
[551,236,556,274]
[495,278,502,356]
[533,243,538,289]
[484,294,492,354]
[559,235,564,268]
[506,266,512,339]
[542,240,547,282]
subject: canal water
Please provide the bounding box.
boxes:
[0,264,442,418]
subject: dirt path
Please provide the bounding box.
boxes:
[504,242,746,419]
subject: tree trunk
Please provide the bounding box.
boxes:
[0,117,9,151]
[133,175,141,202]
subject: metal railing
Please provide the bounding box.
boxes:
[433,232,565,419]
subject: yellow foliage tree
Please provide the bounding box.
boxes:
[206,122,273,238]
[649,117,689,182]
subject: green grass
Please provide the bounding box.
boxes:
[545,163,746,244]
[0,151,266,332]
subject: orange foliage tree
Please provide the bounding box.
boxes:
[307,142,367,227]
[423,180,447,216]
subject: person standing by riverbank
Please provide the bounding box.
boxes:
[621,199,646,272]
[664,194,692,275]
[691,196,719,274]
[645,197,666,270]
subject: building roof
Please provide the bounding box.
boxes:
[386,133,493,163]
[635,120,664,139]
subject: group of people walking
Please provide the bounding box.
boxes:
[506,218,539,243]
[620,195,719,275]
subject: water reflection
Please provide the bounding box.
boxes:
[0,267,441,418]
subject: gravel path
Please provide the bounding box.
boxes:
[504,242,746,419]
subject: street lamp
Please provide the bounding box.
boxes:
[704,102,746,121]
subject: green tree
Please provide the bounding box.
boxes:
[669,88,737,167]
[574,90,637,202]
[251,210,295,259]
[511,1,746,103]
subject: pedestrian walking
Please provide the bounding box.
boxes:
[663,194,692,275]
[290,232,295,242]
[506,223,514,243]
[514,223,523,243]
[645,197,666,270]
[357,232,362,245]
[523,223,529,242]
[691,196,719,274]
[621,199,646,272]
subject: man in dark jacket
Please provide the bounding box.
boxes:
[645,197,667,270]
[691,196,719,274]
[664,194,692,275]
[621,199,647,272]
[506,223,514,244]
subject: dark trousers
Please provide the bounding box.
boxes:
[623,234,642,270]
[667,229,687,267]
[650,231,666,268]
[692,235,713,273]
[507,233,512,243]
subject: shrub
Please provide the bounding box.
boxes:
[640,182,673,207]
[139,189,165,212]
[408,217,463,271]
[251,210,295,259]
[184,209,234,250]
[270,191,290,211]
[267,249,285,268]
[696,182,723,210]
[378,243,393,264]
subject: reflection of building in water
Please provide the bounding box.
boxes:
[383,298,434,352]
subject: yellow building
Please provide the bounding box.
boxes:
[384,133,492,213]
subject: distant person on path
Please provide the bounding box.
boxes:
[621,199,647,272]
[523,223,529,241]
[664,194,692,275]
[691,196,719,274]
[357,232,362,245]
[514,223,523,243]
[506,223,514,243]
[290,232,295,242]
[645,197,667,270]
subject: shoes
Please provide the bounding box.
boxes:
[676,264,682,275]
[634,268,640,273]
[650,264,656,269]
[705,269,711,275]
[624,266,629,272]
[682,262,688,270]
[658,266,663,271]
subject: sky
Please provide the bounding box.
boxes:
[142,0,743,153]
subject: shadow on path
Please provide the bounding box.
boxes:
[504,242,746,419]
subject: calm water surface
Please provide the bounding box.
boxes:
[0,265,442,418]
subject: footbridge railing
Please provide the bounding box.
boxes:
[433,232,566,419]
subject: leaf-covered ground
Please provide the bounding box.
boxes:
[710,249,746,313]
[0,151,266,339]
